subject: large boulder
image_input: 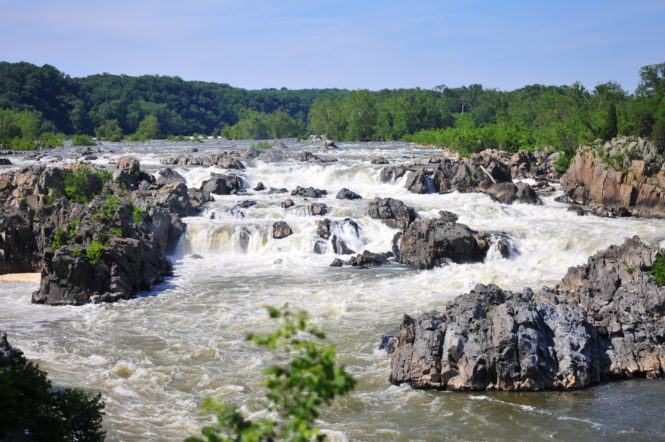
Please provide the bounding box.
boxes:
[272,221,293,239]
[291,186,327,198]
[398,216,490,269]
[485,182,541,205]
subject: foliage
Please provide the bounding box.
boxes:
[59,167,109,204]
[86,240,105,265]
[554,152,572,174]
[71,134,96,146]
[95,119,123,141]
[250,141,272,151]
[649,254,665,286]
[132,206,147,225]
[600,103,618,141]
[52,229,67,250]
[186,307,356,442]
[0,334,105,441]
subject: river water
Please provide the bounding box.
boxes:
[2,140,665,441]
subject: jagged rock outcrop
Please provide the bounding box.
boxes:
[398,216,491,269]
[389,237,665,391]
[562,137,665,218]
[0,158,209,305]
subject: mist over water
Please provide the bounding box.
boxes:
[2,140,665,441]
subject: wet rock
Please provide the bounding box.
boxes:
[368,197,418,229]
[322,140,338,149]
[568,204,586,216]
[371,156,389,165]
[300,151,321,162]
[379,335,398,354]
[485,182,541,205]
[272,221,293,239]
[380,165,412,183]
[268,187,288,194]
[201,173,243,195]
[282,198,294,209]
[336,188,362,200]
[554,194,573,204]
[398,217,490,269]
[236,200,257,209]
[291,186,327,198]
[253,182,265,191]
[317,219,332,240]
[310,203,328,216]
[349,250,389,267]
[330,258,344,267]
[0,158,12,165]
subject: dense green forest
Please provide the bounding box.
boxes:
[0,61,663,155]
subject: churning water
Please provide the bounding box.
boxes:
[2,140,665,441]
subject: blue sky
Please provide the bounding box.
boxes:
[1,0,663,92]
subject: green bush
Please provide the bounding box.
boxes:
[250,140,272,151]
[132,206,146,225]
[554,152,572,174]
[86,240,105,265]
[649,254,665,286]
[186,307,356,442]
[71,134,96,146]
[52,229,67,250]
[0,333,105,441]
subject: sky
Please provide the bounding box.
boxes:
[1,0,664,92]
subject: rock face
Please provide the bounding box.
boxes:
[389,237,665,391]
[398,216,491,269]
[0,158,208,305]
[562,137,665,218]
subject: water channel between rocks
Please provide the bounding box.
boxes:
[2,140,665,441]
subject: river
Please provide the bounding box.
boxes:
[2,140,665,441]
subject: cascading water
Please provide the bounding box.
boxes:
[2,140,665,441]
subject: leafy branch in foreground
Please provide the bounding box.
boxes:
[186,307,356,442]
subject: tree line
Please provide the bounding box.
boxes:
[0,61,663,154]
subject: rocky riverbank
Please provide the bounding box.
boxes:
[388,236,665,391]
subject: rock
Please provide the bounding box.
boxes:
[272,221,293,239]
[310,203,328,216]
[380,166,412,183]
[161,153,245,169]
[268,187,288,194]
[156,168,187,186]
[0,208,39,273]
[371,156,389,165]
[562,137,665,218]
[236,200,257,209]
[379,335,398,354]
[300,151,321,162]
[317,219,332,240]
[117,156,140,175]
[253,182,265,191]
[485,182,541,205]
[398,217,491,269]
[568,204,586,216]
[349,250,389,267]
[336,188,362,200]
[554,194,573,204]
[257,149,286,163]
[322,140,338,149]
[368,198,417,229]
[330,258,344,267]
[201,173,243,195]
[282,198,294,209]
[0,158,13,165]
[291,186,327,198]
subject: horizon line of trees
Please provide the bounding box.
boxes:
[0,61,663,154]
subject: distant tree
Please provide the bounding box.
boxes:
[136,114,160,139]
[600,103,618,141]
[342,90,377,141]
[95,119,123,141]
